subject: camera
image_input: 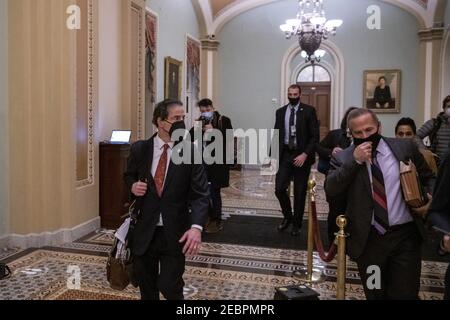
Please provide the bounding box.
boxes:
[199,115,214,127]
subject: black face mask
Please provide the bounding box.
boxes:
[166,120,186,139]
[288,98,300,106]
[353,131,382,156]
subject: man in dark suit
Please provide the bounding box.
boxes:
[429,147,450,300]
[274,84,320,236]
[316,107,357,243]
[326,108,434,300]
[190,99,233,233]
[124,99,209,300]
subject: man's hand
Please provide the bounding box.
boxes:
[293,153,308,167]
[131,181,147,197]
[332,147,343,156]
[410,194,432,219]
[353,142,372,164]
[179,228,202,256]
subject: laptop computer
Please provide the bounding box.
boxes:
[109,130,132,144]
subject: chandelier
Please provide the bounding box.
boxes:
[280,0,343,64]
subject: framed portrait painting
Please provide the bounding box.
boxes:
[164,57,182,100]
[363,70,401,114]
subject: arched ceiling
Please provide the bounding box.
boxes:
[194,0,445,36]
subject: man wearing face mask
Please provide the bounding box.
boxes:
[124,99,209,300]
[417,95,450,163]
[274,84,320,236]
[325,108,434,300]
[190,99,233,233]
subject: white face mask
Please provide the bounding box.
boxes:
[445,108,450,117]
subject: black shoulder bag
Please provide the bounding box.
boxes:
[106,200,140,290]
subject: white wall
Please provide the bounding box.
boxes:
[0,0,9,239]
[218,0,421,137]
[98,0,122,142]
[146,0,200,102]
[445,0,450,27]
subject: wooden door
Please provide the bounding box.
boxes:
[299,82,331,140]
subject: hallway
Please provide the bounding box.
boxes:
[0,170,447,300]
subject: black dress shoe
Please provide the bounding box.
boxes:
[277,219,292,232]
[291,225,301,237]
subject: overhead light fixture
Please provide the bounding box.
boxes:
[280,0,343,64]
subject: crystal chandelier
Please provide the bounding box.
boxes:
[280,0,343,64]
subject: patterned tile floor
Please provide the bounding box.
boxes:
[222,170,329,219]
[0,170,447,300]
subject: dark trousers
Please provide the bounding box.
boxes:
[326,200,342,244]
[326,191,347,244]
[133,228,185,300]
[275,149,311,228]
[209,184,222,222]
[445,264,450,300]
[356,223,422,300]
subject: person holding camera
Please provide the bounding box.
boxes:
[191,99,233,233]
[429,147,450,300]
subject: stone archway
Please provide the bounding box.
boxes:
[281,41,345,130]
[441,29,450,101]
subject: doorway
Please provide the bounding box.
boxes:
[297,64,331,139]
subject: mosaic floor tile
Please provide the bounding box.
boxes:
[0,170,447,300]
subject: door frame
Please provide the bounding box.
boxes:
[292,61,334,133]
[281,41,345,131]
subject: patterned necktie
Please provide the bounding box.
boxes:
[371,154,390,235]
[154,144,170,197]
[288,106,297,150]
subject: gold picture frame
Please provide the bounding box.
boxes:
[363,69,401,114]
[164,57,182,100]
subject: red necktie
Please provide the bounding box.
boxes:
[154,144,169,197]
[371,155,390,234]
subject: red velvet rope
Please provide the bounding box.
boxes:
[310,199,338,263]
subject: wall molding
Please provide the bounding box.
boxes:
[0,217,100,249]
[76,0,96,189]
[440,27,450,102]
[196,0,430,36]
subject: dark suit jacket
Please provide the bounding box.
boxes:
[274,103,320,166]
[316,129,351,160]
[123,135,210,256]
[325,137,434,260]
[189,111,233,188]
[429,149,450,217]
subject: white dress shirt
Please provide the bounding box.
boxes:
[367,139,413,227]
[153,135,203,231]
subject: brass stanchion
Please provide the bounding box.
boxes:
[335,215,348,300]
[293,178,324,283]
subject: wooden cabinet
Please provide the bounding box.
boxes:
[99,142,131,229]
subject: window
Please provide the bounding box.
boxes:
[297,65,330,83]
